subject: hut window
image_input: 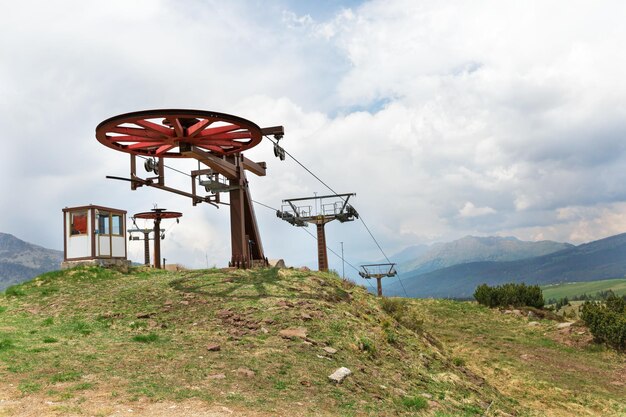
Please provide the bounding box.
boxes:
[97,213,111,235]
[112,214,123,236]
[70,211,88,236]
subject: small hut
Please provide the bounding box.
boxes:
[61,204,130,269]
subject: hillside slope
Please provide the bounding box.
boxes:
[0,267,514,416]
[0,232,62,291]
[399,236,572,274]
[411,299,625,417]
[387,233,626,298]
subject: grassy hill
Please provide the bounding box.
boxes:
[0,267,624,416]
[541,278,626,301]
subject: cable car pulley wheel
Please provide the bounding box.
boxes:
[96,109,263,158]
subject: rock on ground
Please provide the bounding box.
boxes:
[328,367,352,383]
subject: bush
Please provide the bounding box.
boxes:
[474,283,544,308]
[581,295,626,351]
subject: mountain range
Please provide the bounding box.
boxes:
[395,235,572,274]
[0,232,62,291]
[384,233,626,298]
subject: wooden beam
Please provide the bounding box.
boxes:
[242,156,267,176]
[183,146,238,179]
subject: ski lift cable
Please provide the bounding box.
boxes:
[135,150,399,295]
[263,135,409,297]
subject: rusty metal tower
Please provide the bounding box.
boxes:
[96,109,284,269]
[359,263,397,296]
[131,208,182,269]
[276,193,358,271]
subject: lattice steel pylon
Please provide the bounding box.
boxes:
[359,263,397,297]
[96,109,284,269]
[276,193,358,271]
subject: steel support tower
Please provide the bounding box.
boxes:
[276,193,358,271]
[359,263,397,296]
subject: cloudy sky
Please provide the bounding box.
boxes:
[2,0,626,279]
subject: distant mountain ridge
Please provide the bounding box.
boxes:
[398,235,572,274]
[385,232,626,298]
[0,233,62,291]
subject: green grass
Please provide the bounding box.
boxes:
[400,395,428,411]
[2,265,620,416]
[132,333,160,343]
[542,278,626,300]
[50,371,83,383]
[413,298,626,417]
[0,338,14,351]
[4,285,26,297]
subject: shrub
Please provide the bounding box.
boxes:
[581,295,626,351]
[474,283,544,308]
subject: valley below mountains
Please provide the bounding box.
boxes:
[384,234,626,298]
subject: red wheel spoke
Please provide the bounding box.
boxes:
[109,135,166,143]
[187,119,213,137]
[135,119,174,137]
[209,132,252,140]
[196,139,244,147]
[169,117,184,137]
[109,126,164,139]
[198,124,242,138]
[127,141,164,150]
[155,144,174,155]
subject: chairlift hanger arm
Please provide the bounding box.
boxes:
[282,193,355,203]
[106,175,219,208]
[287,201,300,215]
[339,194,353,213]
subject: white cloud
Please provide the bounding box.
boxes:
[2,0,626,275]
[459,202,496,218]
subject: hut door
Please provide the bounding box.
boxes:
[97,212,112,257]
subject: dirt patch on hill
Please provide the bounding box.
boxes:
[0,385,274,417]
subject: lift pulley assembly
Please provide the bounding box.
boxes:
[144,157,160,175]
[97,109,285,268]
